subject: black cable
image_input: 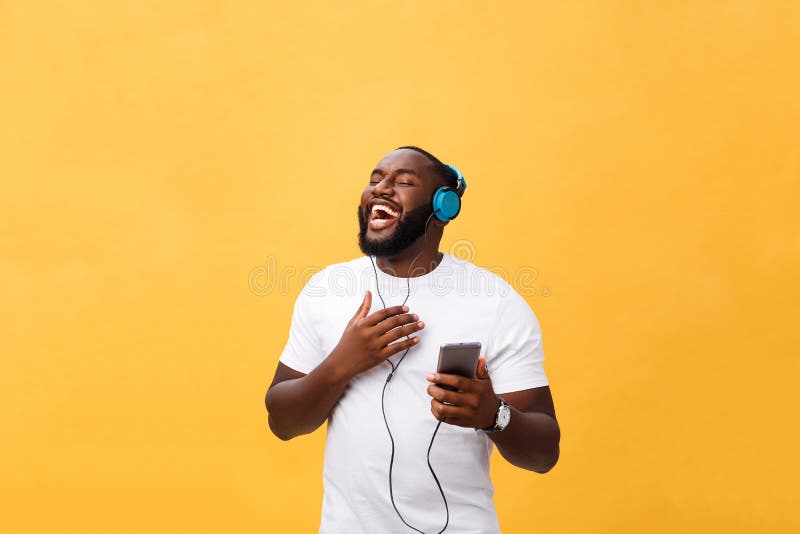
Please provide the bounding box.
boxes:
[427,420,449,534]
[380,367,425,534]
[368,212,449,534]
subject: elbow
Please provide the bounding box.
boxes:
[265,389,294,441]
[264,388,303,441]
[533,445,560,474]
[534,424,561,473]
[268,414,294,441]
[529,420,560,473]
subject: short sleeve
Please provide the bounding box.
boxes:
[485,289,549,394]
[278,275,327,374]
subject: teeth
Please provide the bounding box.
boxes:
[371,204,399,218]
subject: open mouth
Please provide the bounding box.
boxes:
[368,202,401,231]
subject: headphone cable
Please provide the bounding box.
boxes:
[368,212,450,534]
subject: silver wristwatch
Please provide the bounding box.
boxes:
[482,397,511,433]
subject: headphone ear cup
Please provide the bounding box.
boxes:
[433,187,461,222]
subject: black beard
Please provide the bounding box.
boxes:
[357,203,433,257]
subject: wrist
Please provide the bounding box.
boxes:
[318,349,357,386]
[480,396,511,433]
[481,396,502,429]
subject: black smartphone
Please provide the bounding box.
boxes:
[436,342,482,391]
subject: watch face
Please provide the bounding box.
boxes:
[497,402,511,429]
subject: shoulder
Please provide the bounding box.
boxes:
[448,254,540,324]
[443,254,518,298]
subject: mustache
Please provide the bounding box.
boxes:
[357,203,434,257]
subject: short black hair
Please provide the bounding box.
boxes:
[396,145,461,195]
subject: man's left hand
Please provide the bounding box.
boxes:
[426,357,500,429]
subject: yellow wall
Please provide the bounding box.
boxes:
[2,1,798,532]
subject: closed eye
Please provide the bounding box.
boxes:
[368,179,413,186]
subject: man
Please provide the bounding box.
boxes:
[266,146,560,534]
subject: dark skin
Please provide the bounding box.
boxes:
[266,149,560,473]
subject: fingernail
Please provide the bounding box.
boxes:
[418,321,425,328]
[426,374,434,381]
[402,306,409,312]
[413,314,418,320]
[413,337,420,343]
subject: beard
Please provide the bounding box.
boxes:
[357,203,433,257]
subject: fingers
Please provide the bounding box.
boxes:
[363,304,409,326]
[476,357,489,379]
[427,383,479,409]
[381,335,421,357]
[352,291,372,321]
[374,314,423,358]
[426,371,498,428]
[425,372,471,393]
[429,400,472,425]
[374,312,419,333]
[377,317,424,346]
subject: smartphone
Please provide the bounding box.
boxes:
[436,342,482,391]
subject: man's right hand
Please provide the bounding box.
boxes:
[266,290,425,441]
[328,290,425,379]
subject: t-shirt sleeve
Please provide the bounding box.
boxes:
[486,289,549,394]
[278,275,327,374]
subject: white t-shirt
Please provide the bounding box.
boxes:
[279,253,548,534]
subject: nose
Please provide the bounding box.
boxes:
[371,175,394,197]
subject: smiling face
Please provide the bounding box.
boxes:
[357,148,445,257]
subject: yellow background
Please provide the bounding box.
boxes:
[2,1,798,532]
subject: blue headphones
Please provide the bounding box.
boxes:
[432,164,467,222]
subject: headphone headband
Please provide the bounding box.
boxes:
[444,164,467,196]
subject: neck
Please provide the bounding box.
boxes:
[374,238,443,278]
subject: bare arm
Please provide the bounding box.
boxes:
[265,291,425,441]
[427,358,560,473]
[485,385,560,473]
[265,361,348,441]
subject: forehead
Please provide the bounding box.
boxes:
[374,149,435,177]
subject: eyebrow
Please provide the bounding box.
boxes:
[371,168,420,178]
